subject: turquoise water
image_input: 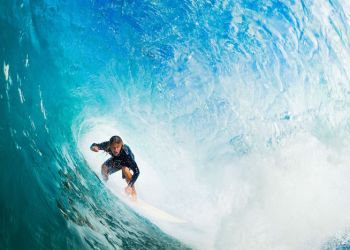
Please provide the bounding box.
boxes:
[1,0,350,249]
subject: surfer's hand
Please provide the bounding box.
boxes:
[91,146,99,152]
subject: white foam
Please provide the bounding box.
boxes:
[3,63,9,81]
[75,115,350,250]
[25,54,29,68]
[18,88,25,103]
[215,133,350,250]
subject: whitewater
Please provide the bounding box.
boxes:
[2,0,350,249]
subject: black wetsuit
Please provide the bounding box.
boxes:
[90,142,140,187]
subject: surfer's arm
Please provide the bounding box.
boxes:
[90,141,109,151]
[126,157,139,187]
[123,144,135,160]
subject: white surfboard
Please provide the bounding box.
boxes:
[85,160,186,224]
[128,197,186,224]
[115,190,187,224]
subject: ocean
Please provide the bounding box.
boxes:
[1,0,350,249]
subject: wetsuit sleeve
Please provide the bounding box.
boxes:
[126,157,139,187]
[122,145,139,186]
[123,145,135,160]
[90,141,109,151]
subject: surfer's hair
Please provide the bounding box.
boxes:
[110,135,123,145]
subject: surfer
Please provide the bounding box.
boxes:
[90,135,139,200]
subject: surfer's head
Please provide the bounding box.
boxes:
[109,135,123,156]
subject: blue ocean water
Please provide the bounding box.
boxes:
[1,0,350,249]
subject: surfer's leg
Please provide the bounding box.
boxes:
[101,158,121,181]
[122,167,137,200]
[101,164,109,181]
[130,187,137,200]
[122,166,133,183]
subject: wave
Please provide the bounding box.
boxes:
[1,0,350,249]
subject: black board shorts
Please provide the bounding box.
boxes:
[103,157,125,178]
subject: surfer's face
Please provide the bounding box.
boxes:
[111,143,123,156]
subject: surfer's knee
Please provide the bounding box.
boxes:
[101,164,108,172]
[122,166,132,181]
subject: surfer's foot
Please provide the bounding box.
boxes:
[130,188,137,201]
[124,186,137,201]
[130,194,137,202]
